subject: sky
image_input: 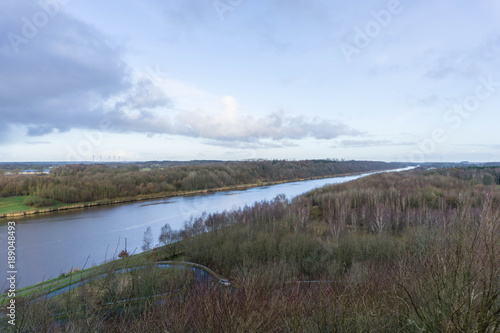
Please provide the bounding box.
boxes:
[1,0,499,163]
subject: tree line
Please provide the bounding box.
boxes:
[0,160,403,206]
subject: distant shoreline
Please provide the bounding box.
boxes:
[0,171,371,220]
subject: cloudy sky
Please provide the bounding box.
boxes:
[1,0,499,162]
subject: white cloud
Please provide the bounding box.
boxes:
[172,96,360,143]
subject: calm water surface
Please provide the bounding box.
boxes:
[0,168,411,289]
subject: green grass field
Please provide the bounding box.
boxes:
[0,196,32,214]
[0,196,66,215]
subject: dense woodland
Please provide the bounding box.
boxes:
[0,160,403,206]
[9,167,500,332]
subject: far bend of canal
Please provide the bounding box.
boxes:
[0,167,412,289]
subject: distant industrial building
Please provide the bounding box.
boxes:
[20,169,51,175]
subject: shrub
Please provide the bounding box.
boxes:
[395,203,500,332]
[118,250,129,259]
[23,195,53,207]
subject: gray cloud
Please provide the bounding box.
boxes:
[0,1,363,148]
[172,100,361,142]
[415,95,439,108]
[456,143,500,151]
[25,141,51,145]
[417,36,500,80]
[0,0,131,137]
[335,139,413,148]
[103,95,361,144]
[26,125,55,137]
[207,140,290,150]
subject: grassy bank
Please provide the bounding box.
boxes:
[0,196,69,216]
[0,196,31,214]
[0,243,181,306]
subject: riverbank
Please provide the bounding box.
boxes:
[0,171,375,220]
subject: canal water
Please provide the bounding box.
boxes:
[0,167,412,289]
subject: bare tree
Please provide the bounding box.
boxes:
[142,226,153,251]
[159,223,178,246]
